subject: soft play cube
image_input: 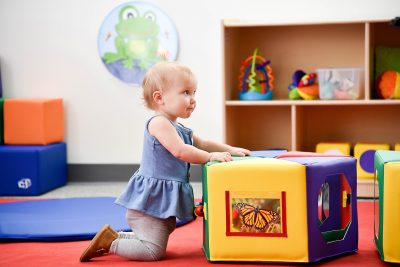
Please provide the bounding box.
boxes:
[316,142,351,155]
[374,150,400,263]
[0,98,3,144]
[0,142,67,196]
[202,155,358,263]
[354,143,390,179]
[4,98,64,145]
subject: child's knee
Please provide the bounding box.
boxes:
[148,244,166,261]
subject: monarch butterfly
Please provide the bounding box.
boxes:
[235,202,280,231]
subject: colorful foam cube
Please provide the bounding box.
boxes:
[202,154,357,263]
[374,150,400,263]
[0,142,67,196]
[0,98,3,144]
[4,98,64,145]
[354,143,390,179]
[316,142,351,155]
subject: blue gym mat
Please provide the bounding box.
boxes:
[0,197,192,241]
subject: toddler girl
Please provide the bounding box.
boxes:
[80,62,250,262]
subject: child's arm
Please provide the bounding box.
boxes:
[193,133,251,156]
[148,116,232,164]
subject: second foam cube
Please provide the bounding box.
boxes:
[4,98,64,145]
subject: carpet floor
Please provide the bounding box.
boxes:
[0,201,388,267]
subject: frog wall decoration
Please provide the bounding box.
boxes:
[98,2,179,85]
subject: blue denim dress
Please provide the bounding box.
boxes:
[115,117,195,221]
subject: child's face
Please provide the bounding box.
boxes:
[159,78,197,120]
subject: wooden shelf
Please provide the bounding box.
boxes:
[225,99,400,106]
[222,19,400,198]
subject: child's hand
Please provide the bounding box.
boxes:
[209,152,233,162]
[228,147,251,157]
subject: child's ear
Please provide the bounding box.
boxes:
[153,90,163,105]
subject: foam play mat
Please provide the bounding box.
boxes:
[0,197,191,241]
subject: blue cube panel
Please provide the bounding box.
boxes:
[0,143,67,196]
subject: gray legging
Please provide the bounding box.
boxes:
[109,209,176,261]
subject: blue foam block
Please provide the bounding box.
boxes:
[0,143,67,196]
[0,197,192,241]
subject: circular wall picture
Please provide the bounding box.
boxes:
[98,1,179,85]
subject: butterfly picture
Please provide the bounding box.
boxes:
[235,202,280,231]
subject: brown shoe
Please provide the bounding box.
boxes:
[80,224,118,262]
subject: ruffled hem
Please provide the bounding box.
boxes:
[115,175,195,221]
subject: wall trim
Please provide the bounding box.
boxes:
[68,164,203,182]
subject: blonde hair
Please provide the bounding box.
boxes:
[142,61,197,110]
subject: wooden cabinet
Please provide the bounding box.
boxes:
[222,19,400,197]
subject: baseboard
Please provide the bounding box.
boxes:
[357,179,377,198]
[68,164,203,182]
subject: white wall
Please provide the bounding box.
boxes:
[0,0,398,164]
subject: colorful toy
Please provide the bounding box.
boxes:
[4,98,64,145]
[354,142,390,179]
[194,201,204,217]
[375,70,400,99]
[395,143,400,151]
[316,142,351,156]
[288,70,319,100]
[374,150,400,263]
[201,152,357,263]
[238,48,274,100]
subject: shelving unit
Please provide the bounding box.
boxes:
[222,19,400,197]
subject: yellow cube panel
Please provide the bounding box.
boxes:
[395,143,400,151]
[354,143,389,179]
[316,142,351,156]
[204,158,309,262]
[383,162,400,262]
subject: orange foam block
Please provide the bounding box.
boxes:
[4,98,64,145]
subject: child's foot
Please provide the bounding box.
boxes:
[80,224,118,262]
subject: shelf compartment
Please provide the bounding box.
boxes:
[295,105,400,152]
[225,99,400,106]
[368,21,400,99]
[223,22,365,101]
[224,105,292,150]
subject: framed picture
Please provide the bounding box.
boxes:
[225,191,287,237]
[98,1,179,85]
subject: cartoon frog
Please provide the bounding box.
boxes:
[103,5,161,69]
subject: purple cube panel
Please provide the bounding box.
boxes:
[282,156,358,262]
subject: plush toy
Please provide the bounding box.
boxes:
[288,70,319,100]
[376,70,400,99]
